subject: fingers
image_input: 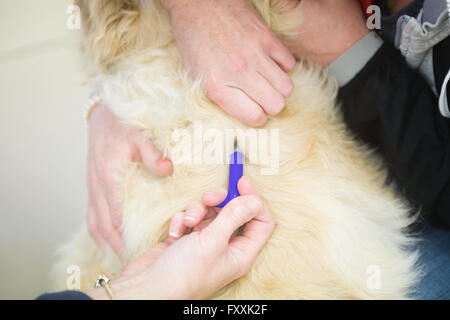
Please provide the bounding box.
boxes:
[237,176,275,227]
[87,204,102,248]
[96,196,124,256]
[267,36,297,73]
[168,201,208,238]
[207,84,268,127]
[168,188,227,240]
[228,177,275,262]
[89,195,124,256]
[202,194,264,249]
[192,208,219,232]
[259,57,294,98]
[201,188,227,207]
[238,72,286,116]
[207,52,295,126]
[183,202,208,227]
[236,176,259,197]
[87,161,124,256]
[131,131,173,176]
[103,180,123,230]
[169,212,188,239]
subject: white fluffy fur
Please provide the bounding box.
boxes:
[52,0,421,299]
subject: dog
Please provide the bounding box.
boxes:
[52,0,420,299]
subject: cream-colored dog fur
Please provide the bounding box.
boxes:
[53,0,420,299]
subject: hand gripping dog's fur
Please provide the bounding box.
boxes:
[52,0,420,299]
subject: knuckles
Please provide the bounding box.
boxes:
[265,94,286,116]
[228,52,249,75]
[98,224,114,239]
[282,78,295,97]
[205,81,225,102]
[259,31,277,52]
[244,109,268,127]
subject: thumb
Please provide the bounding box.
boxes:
[132,133,173,176]
[202,195,264,250]
[237,176,259,197]
[226,177,275,267]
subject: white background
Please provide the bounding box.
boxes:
[0,0,88,299]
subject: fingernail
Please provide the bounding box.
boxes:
[169,232,179,238]
[184,215,196,222]
[157,158,171,164]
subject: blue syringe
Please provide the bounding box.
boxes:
[216,142,244,208]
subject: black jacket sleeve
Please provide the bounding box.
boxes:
[36,291,92,300]
[338,42,450,228]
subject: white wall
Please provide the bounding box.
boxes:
[0,0,88,299]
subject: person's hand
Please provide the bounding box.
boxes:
[87,104,173,256]
[281,0,369,66]
[87,177,275,300]
[161,0,296,127]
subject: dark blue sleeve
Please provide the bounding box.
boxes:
[338,43,450,228]
[36,291,92,300]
